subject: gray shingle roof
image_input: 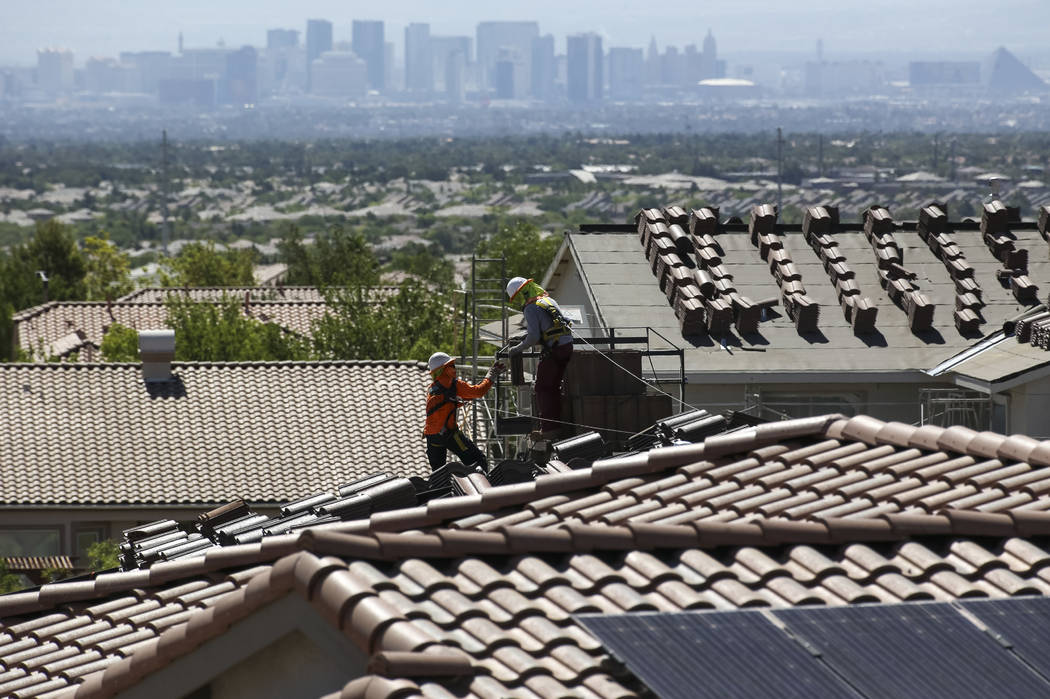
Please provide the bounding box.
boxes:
[569,214,1050,378]
[0,361,431,505]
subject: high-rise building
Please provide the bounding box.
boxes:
[645,36,660,84]
[311,51,368,97]
[445,49,466,102]
[476,21,538,97]
[701,29,724,79]
[119,51,171,93]
[495,58,515,99]
[405,23,432,91]
[608,47,644,100]
[225,46,257,104]
[661,46,686,86]
[352,20,385,91]
[567,33,602,103]
[37,48,74,93]
[267,29,299,50]
[531,34,555,100]
[306,19,333,90]
[431,36,472,92]
[84,57,131,93]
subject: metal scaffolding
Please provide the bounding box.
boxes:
[464,254,509,461]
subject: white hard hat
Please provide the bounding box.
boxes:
[427,351,456,372]
[506,276,532,301]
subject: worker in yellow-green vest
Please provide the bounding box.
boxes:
[504,277,574,441]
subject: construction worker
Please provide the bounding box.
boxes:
[424,351,504,472]
[504,277,573,441]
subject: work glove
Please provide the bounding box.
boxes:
[485,362,506,381]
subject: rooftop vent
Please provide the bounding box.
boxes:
[139,329,175,382]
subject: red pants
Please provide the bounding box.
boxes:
[535,342,573,432]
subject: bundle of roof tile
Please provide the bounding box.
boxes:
[635,207,761,339]
[120,474,418,568]
[983,201,1039,305]
[865,206,933,332]
[1015,310,1050,344]
[751,204,819,333]
[804,205,877,334]
[917,202,985,334]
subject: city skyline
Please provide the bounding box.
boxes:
[3,0,1049,67]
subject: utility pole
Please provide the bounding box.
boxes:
[818,133,824,178]
[161,130,171,255]
[932,133,939,173]
[949,139,957,182]
[776,127,783,214]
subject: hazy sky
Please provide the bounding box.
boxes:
[3,0,1048,66]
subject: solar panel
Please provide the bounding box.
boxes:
[577,611,858,699]
[962,597,1050,681]
[774,602,1050,699]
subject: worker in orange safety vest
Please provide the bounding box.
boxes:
[423,351,504,471]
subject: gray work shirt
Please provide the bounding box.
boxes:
[509,297,573,355]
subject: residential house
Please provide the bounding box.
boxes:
[538,202,1050,437]
[3,413,1050,695]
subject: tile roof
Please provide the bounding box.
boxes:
[8,414,1050,696]
[0,361,431,506]
[568,203,1050,377]
[116,287,331,303]
[13,300,330,360]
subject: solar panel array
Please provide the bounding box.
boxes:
[579,597,1050,699]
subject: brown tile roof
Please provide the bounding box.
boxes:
[0,361,431,506]
[8,414,1050,696]
[3,512,1050,698]
[13,300,330,360]
[116,287,332,303]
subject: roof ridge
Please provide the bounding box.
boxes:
[0,359,428,371]
[7,509,1050,620]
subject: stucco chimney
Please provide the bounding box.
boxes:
[139,329,175,382]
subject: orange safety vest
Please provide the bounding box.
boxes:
[424,374,492,436]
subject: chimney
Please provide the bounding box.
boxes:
[139,329,175,382]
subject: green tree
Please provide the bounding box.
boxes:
[0,301,14,361]
[83,232,133,301]
[86,540,121,571]
[475,219,562,286]
[1,220,87,312]
[386,242,454,286]
[166,296,311,361]
[279,225,380,287]
[0,560,23,594]
[312,280,456,361]
[160,241,255,287]
[99,322,140,362]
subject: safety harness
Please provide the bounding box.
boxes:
[533,296,572,346]
[426,380,463,436]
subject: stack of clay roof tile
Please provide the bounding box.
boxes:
[864,206,934,332]
[982,201,1039,305]
[637,206,757,337]
[11,414,1050,697]
[804,205,878,334]
[750,204,819,333]
[917,203,984,334]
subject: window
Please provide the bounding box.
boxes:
[0,528,61,557]
[73,526,107,566]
